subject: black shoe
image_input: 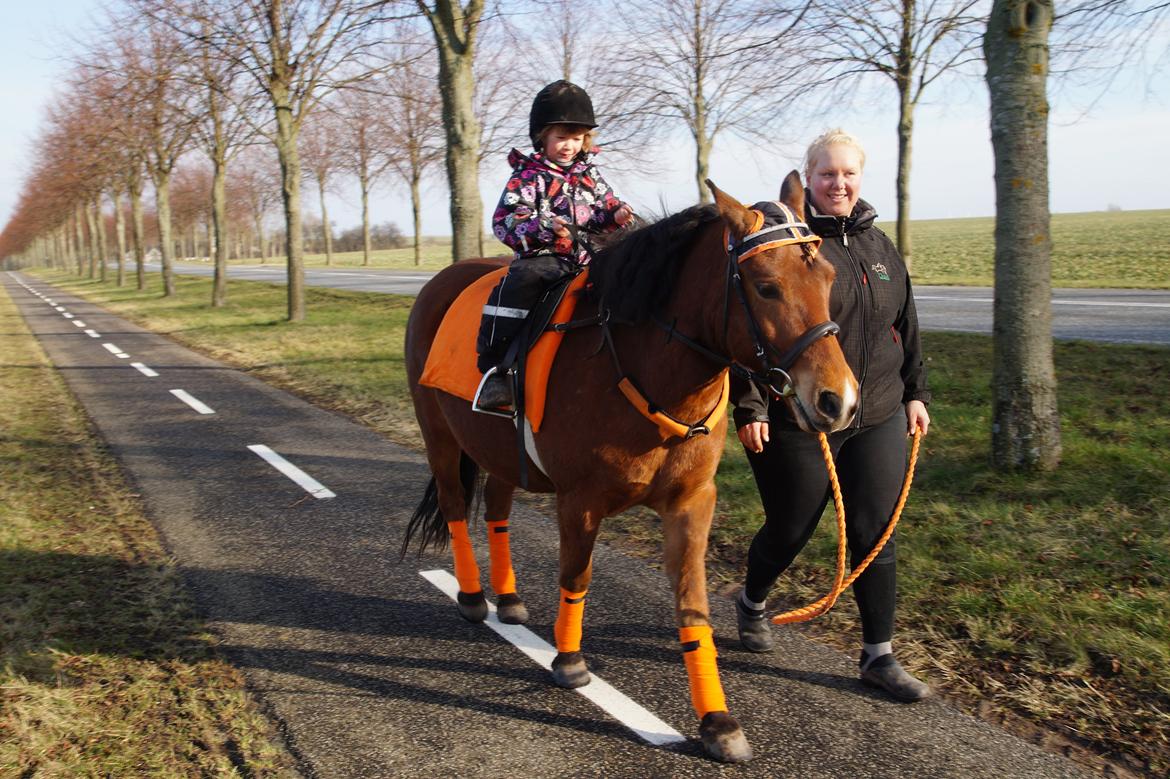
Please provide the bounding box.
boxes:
[476,372,513,411]
[860,652,931,702]
[735,592,774,653]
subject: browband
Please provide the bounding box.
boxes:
[728,200,821,264]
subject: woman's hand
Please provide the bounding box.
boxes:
[551,216,571,238]
[906,400,930,436]
[614,204,634,226]
[737,421,770,453]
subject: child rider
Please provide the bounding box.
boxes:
[475,80,634,412]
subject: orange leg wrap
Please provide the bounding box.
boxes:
[679,625,728,717]
[554,588,588,653]
[447,520,481,594]
[485,519,517,595]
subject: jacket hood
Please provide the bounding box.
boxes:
[804,190,878,236]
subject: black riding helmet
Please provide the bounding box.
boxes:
[528,80,597,149]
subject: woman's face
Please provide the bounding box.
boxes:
[808,144,863,217]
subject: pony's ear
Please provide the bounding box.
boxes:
[778,170,805,221]
[706,179,757,240]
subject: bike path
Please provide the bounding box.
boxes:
[4,271,1093,778]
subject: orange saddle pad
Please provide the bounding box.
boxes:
[419,266,588,433]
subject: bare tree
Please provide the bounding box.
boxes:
[416,0,485,260]
[797,0,984,269]
[145,0,404,320]
[300,110,342,265]
[382,42,445,265]
[604,0,810,204]
[335,85,398,265]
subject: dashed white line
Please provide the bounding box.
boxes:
[419,569,686,747]
[131,362,159,377]
[246,444,336,499]
[170,389,215,415]
[54,306,65,312]
[63,313,74,319]
[72,320,86,327]
[102,343,129,358]
[85,329,100,338]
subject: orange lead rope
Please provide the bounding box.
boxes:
[771,428,922,625]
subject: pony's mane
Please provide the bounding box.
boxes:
[588,203,721,323]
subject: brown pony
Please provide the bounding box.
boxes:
[403,175,857,762]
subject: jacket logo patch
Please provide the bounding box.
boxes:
[871,262,890,281]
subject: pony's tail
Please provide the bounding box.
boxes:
[400,452,481,559]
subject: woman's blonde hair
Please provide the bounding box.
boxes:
[804,128,866,179]
[537,123,597,155]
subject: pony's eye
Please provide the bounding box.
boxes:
[755,282,781,300]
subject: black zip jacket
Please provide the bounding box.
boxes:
[732,193,931,430]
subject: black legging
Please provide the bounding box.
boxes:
[743,408,908,644]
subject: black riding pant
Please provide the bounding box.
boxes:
[742,409,908,644]
[476,254,579,373]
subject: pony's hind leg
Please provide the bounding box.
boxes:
[660,482,752,763]
[483,476,528,624]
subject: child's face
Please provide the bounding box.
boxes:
[543,126,586,165]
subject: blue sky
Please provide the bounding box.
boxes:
[3,2,1168,237]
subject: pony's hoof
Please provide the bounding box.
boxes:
[699,711,752,763]
[457,590,488,623]
[496,593,529,624]
[551,652,590,688]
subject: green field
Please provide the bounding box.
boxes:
[23,264,1169,776]
[218,209,1170,289]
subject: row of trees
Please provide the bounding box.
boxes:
[1,0,1166,470]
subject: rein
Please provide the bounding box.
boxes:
[771,429,923,625]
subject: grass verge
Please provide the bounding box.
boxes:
[0,281,299,776]
[22,268,1170,776]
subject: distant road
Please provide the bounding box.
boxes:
[150,262,1170,347]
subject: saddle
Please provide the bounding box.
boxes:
[419,266,588,433]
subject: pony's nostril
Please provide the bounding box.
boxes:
[816,390,842,419]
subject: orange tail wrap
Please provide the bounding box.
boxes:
[679,625,728,717]
[485,519,517,595]
[446,521,481,595]
[554,588,588,653]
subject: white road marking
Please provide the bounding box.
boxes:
[916,294,1170,309]
[246,444,336,499]
[63,313,74,319]
[85,329,100,338]
[72,320,86,327]
[131,362,159,377]
[55,306,65,312]
[420,568,686,747]
[102,343,125,356]
[170,389,215,415]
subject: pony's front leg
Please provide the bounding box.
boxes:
[483,475,528,624]
[661,483,753,764]
[550,497,602,689]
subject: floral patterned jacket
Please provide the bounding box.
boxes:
[492,147,628,264]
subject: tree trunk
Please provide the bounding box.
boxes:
[984,0,1061,470]
[424,1,485,262]
[411,168,422,266]
[113,190,127,287]
[318,178,334,267]
[360,168,371,266]
[274,101,306,321]
[129,177,147,291]
[211,150,229,307]
[895,92,914,272]
[73,207,86,277]
[94,197,109,283]
[84,202,100,279]
[153,170,177,297]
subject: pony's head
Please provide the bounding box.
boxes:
[709,173,857,433]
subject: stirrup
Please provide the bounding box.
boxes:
[473,366,518,419]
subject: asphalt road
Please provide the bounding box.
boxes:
[6,270,1095,778]
[148,261,1170,347]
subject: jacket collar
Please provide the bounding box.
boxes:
[507,146,598,176]
[804,189,877,237]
